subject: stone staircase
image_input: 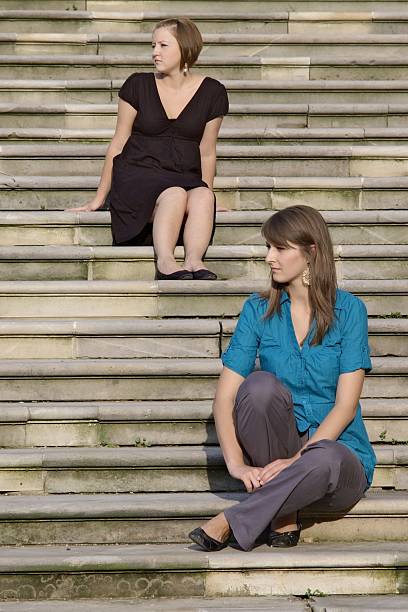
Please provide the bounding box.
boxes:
[0,1,407,610]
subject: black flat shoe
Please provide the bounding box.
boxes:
[155,269,193,280]
[228,527,269,550]
[192,268,217,281]
[188,527,228,551]
[268,524,301,548]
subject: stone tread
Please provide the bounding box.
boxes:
[0,278,405,293]
[0,356,405,375]
[0,598,308,612]
[5,127,408,141]
[0,244,405,262]
[0,444,404,468]
[4,54,408,67]
[3,176,408,190]
[0,490,404,520]
[311,596,408,611]
[2,9,408,21]
[0,79,408,91]
[2,143,408,157]
[0,317,405,335]
[0,541,406,572]
[0,347,406,371]
[0,596,408,611]
[5,32,408,43]
[0,209,407,224]
[0,398,405,421]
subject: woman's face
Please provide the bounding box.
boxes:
[152,27,182,74]
[265,241,309,286]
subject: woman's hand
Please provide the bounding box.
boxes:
[258,456,298,485]
[68,198,104,213]
[229,464,263,492]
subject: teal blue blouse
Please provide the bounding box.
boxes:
[222,289,377,487]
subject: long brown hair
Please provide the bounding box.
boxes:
[261,205,337,345]
[154,18,203,71]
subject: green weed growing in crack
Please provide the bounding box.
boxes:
[302,588,326,599]
[134,437,151,447]
[378,312,404,319]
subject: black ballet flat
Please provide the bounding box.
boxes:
[228,527,269,551]
[192,268,218,280]
[155,269,193,280]
[188,527,228,551]
[268,524,301,548]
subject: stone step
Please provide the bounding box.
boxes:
[1,210,408,245]
[3,54,408,80]
[0,490,404,546]
[0,279,406,317]
[0,443,405,492]
[4,33,408,59]
[0,354,404,402]
[311,596,408,611]
[7,126,408,146]
[4,1,408,11]
[0,54,311,80]
[224,317,408,358]
[0,541,406,598]
[0,596,407,612]
[0,397,405,447]
[0,316,405,360]
[3,10,408,36]
[0,244,405,281]
[1,176,407,211]
[2,143,408,177]
[3,79,408,106]
[0,597,313,611]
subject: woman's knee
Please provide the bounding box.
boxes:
[186,187,214,212]
[236,371,291,416]
[156,186,188,207]
[301,440,346,477]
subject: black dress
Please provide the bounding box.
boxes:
[109,72,229,245]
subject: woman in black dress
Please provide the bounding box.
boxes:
[71,17,229,280]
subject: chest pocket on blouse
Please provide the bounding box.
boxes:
[314,337,341,380]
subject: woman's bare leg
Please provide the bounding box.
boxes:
[152,187,188,274]
[183,187,215,271]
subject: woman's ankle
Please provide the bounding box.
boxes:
[156,256,182,274]
[272,512,298,533]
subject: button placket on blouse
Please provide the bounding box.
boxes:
[286,300,315,421]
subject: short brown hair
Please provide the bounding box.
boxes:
[154,17,203,70]
[261,205,337,345]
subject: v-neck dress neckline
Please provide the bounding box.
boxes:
[152,73,208,121]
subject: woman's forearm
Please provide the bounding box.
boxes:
[294,403,356,459]
[200,151,216,189]
[213,395,245,472]
[92,142,123,206]
[293,369,365,459]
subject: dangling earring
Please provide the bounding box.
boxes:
[183,62,188,76]
[302,263,311,287]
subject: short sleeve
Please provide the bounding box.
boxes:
[221,294,263,378]
[339,295,372,374]
[207,83,229,122]
[118,73,140,110]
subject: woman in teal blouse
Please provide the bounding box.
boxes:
[189,205,376,552]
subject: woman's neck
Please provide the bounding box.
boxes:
[157,71,194,90]
[286,279,310,308]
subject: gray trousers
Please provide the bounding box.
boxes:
[223,371,368,551]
